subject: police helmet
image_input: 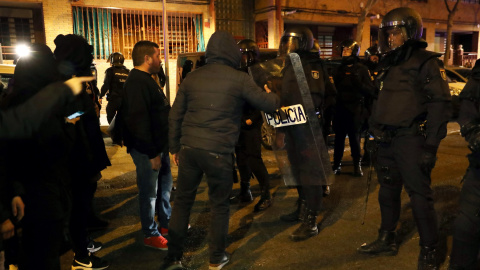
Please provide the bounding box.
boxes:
[237,39,259,69]
[278,26,314,56]
[378,7,423,54]
[364,45,380,60]
[109,52,124,66]
[338,40,360,57]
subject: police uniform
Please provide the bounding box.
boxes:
[449,59,480,270]
[100,65,129,123]
[333,56,374,176]
[279,50,335,241]
[359,41,451,270]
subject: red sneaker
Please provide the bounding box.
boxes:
[160,224,191,236]
[144,236,168,250]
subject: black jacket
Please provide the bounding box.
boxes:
[0,83,74,139]
[371,41,451,149]
[122,69,170,158]
[169,31,280,154]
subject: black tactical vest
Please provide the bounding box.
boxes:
[372,49,440,127]
[109,66,129,98]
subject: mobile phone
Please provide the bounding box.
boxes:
[67,111,84,119]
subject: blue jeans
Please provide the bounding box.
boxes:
[130,149,172,237]
[156,152,172,229]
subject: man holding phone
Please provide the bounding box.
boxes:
[120,40,172,250]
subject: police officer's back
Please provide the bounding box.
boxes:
[100,52,129,124]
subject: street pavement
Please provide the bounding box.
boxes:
[60,122,471,270]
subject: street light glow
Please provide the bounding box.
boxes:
[16,44,31,58]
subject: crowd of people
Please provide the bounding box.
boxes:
[1,5,480,270]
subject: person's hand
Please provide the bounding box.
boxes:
[150,156,161,171]
[65,116,81,125]
[0,219,15,240]
[173,153,179,166]
[246,119,253,125]
[99,98,103,105]
[64,76,95,95]
[264,84,272,93]
[11,196,24,222]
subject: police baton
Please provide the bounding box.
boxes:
[362,135,377,225]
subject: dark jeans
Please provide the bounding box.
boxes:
[167,146,233,264]
[376,134,438,247]
[449,166,480,269]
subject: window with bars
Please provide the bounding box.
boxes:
[14,18,34,44]
[0,17,10,46]
[73,6,203,60]
[318,35,333,58]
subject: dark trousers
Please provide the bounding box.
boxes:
[106,97,121,124]
[376,135,438,247]
[236,128,269,191]
[333,107,362,164]
[20,216,65,270]
[450,166,480,269]
[167,146,233,264]
[69,180,97,258]
[297,185,323,213]
[284,127,324,212]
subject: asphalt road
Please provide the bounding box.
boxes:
[60,122,471,270]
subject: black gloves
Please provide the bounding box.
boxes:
[419,144,437,175]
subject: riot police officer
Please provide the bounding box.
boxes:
[364,45,380,74]
[233,39,273,212]
[272,26,335,241]
[332,40,375,177]
[449,58,480,270]
[357,8,451,270]
[100,52,129,124]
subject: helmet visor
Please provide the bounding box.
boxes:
[279,36,300,56]
[379,26,407,54]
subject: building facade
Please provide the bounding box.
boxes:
[0,0,479,106]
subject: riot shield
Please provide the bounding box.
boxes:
[249,53,333,187]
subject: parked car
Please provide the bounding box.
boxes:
[445,66,470,118]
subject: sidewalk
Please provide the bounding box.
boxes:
[60,124,467,270]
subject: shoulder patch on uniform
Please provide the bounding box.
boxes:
[440,68,447,81]
[329,76,334,84]
[311,70,320,79]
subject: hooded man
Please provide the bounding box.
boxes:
[162,31,280,270]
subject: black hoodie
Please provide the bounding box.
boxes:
[169,31,280,154]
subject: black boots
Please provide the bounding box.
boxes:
[254,187,272,212]
[289,208,318,241]
[418,246,439,270]
[332,163,341,175]
[280,199,306,222]
[237,181,253,202]
[353,158,363,177]
[357,230,398,256]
